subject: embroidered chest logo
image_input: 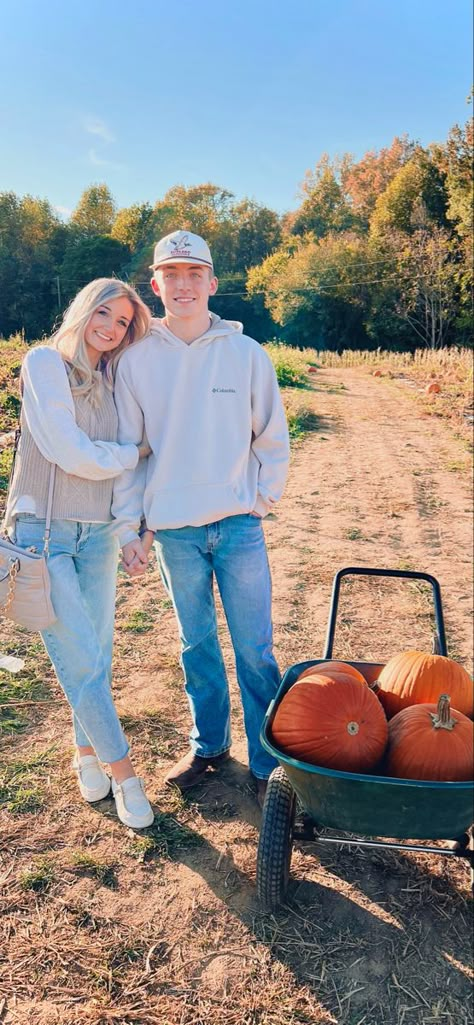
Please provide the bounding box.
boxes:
[212,387,236,394]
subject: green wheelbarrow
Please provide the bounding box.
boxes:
[257,567,474,909]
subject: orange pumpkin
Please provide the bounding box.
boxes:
[297,661,367,685]
[426,382,441,394]
[374,650,473,719]
[384,694,474,781]
[271,672,388,772]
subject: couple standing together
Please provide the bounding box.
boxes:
[5,231,290,829]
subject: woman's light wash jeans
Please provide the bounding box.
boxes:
[154,514,280,779]
[14,516,128,764]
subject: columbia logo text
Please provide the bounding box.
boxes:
[212,388,236,394]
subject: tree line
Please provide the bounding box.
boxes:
[1,113,471,349]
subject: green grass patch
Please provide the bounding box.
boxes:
[0,391,21,425]
[70,851,118,888]
[286,406,320,443]
[126,834,160,862]
[0,447,13,495]
[345,528,366,541]
[264,342,310,388]
[0,747,56,814]
[20,855,56,893]
[2,785,45,814]
[121,609,155,633]
[139,812,205,860]
[107,942,147,970]
[0,661,53,736]
[0,337,25,431]
[0,706,28,735]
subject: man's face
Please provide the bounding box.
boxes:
[151,262,218,320]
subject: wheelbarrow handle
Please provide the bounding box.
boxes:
[323,566,448,659]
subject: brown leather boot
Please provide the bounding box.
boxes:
[252,776,268,809]
[164,749,231,790]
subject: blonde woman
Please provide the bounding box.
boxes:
[5,279,154,829]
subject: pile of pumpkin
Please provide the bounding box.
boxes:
[271,651,474,781]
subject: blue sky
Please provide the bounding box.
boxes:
[1,0,472,219]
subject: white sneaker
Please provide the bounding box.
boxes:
[73,754,111,802]
[112,776,154,829]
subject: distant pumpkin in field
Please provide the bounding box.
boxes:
[426,382,441,394]
[373,370,382,377]
[307,366,317,374]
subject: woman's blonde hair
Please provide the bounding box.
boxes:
[50,278,151,402]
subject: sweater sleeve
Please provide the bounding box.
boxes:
[250,344,290,516]
[21,348,139,479]
[110,357,148,546]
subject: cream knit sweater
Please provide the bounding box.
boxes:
[5,347,139,531]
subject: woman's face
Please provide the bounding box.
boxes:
[84,296,135,368]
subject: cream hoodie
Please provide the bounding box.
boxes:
[112,315,290,544]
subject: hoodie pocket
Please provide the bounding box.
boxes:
[145,482,251,529]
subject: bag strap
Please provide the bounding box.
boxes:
[43,462,56,556]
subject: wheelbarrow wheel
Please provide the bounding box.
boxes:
[257,766,296,909]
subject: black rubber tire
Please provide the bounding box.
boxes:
[256,766,296,909]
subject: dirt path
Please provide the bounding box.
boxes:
[2,368,473,1025]
[269,368,473,672]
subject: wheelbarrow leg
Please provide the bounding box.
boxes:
[450,831,471,852]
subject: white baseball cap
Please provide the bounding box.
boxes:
[150,230,213,271]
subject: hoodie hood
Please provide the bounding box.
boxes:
[149,312,243,348]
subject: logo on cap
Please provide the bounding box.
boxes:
[150,230,213,270]
[169,233,192,257]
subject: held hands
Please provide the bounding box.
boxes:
[121,531,155,578]
[122,538,148,578]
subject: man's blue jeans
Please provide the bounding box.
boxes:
[14,516,128,764]
[153,514,280,779]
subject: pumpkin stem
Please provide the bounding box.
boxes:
[430,694,457,731]
[346,721,360,736]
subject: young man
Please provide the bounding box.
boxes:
[112,230,290,805]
